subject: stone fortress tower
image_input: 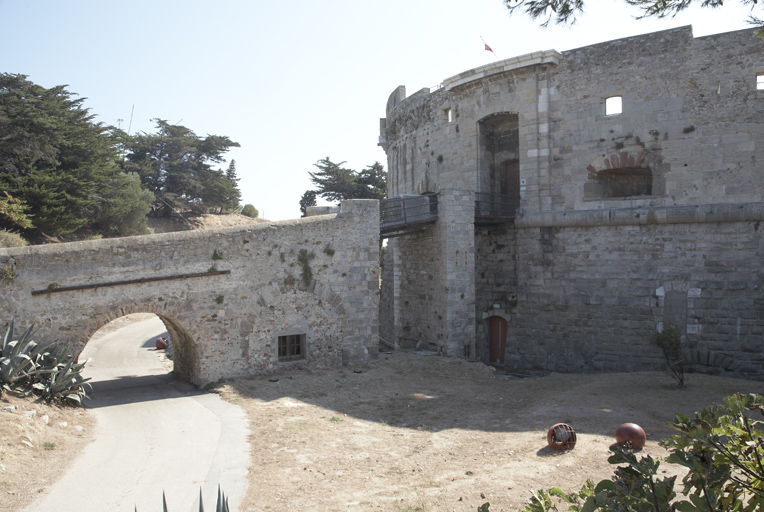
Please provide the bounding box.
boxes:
[379,26,764,378]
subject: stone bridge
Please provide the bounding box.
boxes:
[0,200,380,386]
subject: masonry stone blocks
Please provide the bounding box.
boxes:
[0,200,380,386]
[379,26,764,379]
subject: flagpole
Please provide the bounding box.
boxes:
[481,36,499,60]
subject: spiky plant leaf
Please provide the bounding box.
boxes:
[3,324,35,359]
[1,353,35,383]
[215,485,230,512]
[1,320,13,356]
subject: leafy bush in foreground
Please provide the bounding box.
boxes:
[521,393,764,512]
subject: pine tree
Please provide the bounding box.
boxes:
[307,158,387,203]
[121,120,241,216]
[299,190,317,217]
[0,73,135,236]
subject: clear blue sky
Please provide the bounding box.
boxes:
[0,0,756,220]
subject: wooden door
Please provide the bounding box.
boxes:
[488,316,507,364]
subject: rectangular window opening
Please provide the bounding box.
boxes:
[278,334,306,362]
[444,107,452,123]
[605,95,622,116]
[757,74,764,90]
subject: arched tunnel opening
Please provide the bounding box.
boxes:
[81,313,201,389]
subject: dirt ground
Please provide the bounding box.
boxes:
[3,315,762,512]
[0,388,93,512]
[216,353,763,512]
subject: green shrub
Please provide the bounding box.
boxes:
[652,324,684,386]
[241,204,258,218]
[0,229,27,248]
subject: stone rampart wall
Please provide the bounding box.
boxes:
[505,219,764,379]
[0,200,380,386]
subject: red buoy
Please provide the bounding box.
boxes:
[615,423,646,450]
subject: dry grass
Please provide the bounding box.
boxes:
[217,352,762,512]
[0,393,93,512]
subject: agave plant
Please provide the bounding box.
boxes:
[32,357,91,405]
[1,320,55,387]
[1,320,90,405]
[136,486,231,512]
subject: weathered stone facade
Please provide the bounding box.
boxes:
[0,200,380,386]
[380,26,764,378]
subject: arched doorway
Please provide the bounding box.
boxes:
[477,112,520,196]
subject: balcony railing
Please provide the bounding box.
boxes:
[380,194,438,234]
[475,193,520,221]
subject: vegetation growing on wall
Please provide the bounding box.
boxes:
[297,249,316,286]
[1,263,16,281]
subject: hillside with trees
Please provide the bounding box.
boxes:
[0,73,246,247]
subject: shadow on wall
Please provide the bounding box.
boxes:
[157,315,200,387]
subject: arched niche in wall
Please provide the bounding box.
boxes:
[477,113,520,196]
[584,149,664,200]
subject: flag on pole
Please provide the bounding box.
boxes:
[481,36,499,59]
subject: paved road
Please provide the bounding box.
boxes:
[26,317,250,512]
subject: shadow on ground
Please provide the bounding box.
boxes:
[216,350,762,439]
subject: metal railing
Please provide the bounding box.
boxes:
[380,194,438,234]
[475,193,520,221]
